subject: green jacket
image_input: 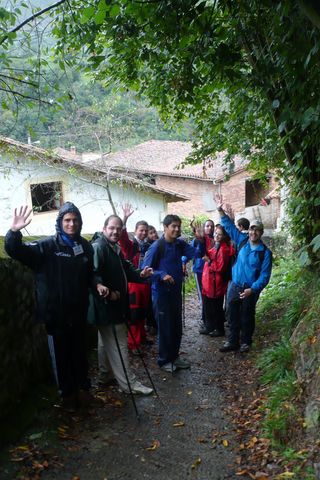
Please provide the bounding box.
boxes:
[87,233,144,326]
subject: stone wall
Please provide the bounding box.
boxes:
[0,258,50,421]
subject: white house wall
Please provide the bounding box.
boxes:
[0,156,166,236]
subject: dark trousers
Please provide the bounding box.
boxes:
[203,295,225,333]
[153,288,182,367]
[47,323,90,398]
[194,272,205,321]
[228,293,259,346]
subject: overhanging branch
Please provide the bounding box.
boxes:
[0,0,68,47]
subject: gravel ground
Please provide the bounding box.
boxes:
[5,293,245,480]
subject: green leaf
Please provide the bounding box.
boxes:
[109,5,120,18]
[299,250,311,267]
[310,234,320,252]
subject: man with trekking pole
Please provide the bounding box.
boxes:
[88,214,154,400]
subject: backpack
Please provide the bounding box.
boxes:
[152,236,184,269]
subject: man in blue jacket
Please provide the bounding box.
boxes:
[142,214,195,372]
[215,194,272,353]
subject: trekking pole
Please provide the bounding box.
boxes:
[111,322,140,420]
[126,321,159,397]
[181,256,188,329]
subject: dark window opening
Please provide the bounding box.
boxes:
[30,182,63,213]
[245,178,269,207]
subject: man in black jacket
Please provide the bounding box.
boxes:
[5,203,94,411]
[88,214,153,395]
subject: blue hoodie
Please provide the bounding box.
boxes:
[221,214,272,293]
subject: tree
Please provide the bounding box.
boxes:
[49,0,320,250]
[1,1,320,251]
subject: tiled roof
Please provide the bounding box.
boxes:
[0,136,189,202]
[99,140,248,180]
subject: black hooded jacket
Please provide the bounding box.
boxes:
[5,202,94,332]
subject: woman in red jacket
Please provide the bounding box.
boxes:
[201,225,235,337]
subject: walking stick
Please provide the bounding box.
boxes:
[126,320,159,397]
[111,322,140,420]
[181,256,188,329]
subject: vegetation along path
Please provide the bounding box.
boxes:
[2,293,297,480]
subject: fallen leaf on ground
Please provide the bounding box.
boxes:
[222,439,229,447]
[145,440,160,451]
[173,421,185,427]
[191,457,201,469]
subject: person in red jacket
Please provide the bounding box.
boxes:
[119,204,152,354]
[201,225,235,337]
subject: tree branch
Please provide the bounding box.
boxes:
[0,0,68,46]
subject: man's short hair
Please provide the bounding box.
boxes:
[104,215,123,228]
[135,220,148,231]
[237,217,250,230]
[163,214,181,227]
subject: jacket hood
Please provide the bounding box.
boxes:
[55,202,83,237]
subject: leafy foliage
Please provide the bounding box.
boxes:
[50,0,320,250]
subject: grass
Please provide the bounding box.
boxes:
[255,255,320,477]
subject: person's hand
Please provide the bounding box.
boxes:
[109,290,120,301]
[97,284,110,298]
[224,203,234,220]
[11,206,33,232]
[202,255,210,263]
[121,203,134,225]
[162,274,175,284]
[239,288,252,300]
[140,266,153,278]
[214,193,224,210]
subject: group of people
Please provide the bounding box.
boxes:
[191,194,272,353]
[5,193,272,412]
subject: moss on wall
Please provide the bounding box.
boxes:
[0,258,50,422]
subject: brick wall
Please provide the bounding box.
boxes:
[155,171,280,230]
[155,175,215,217]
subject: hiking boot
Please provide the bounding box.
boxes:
[219,341,239,352]
[174,357,191,369]
[199,327,212,335]
[61,394,78,413]
[240,343,250,353]
[209,329,225,337]
[78,390,104,408]
[130,349,144,357]
[122,382,153,395]
[98,377,118,387]
[161,362,177,373]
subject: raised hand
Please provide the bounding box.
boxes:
[11,206,33,232]
[214,193,224,210]
[121,202,135,225]
[224,203,235,220]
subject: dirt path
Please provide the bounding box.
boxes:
[3,294,260,480]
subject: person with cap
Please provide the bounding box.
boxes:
[214,194,272,353]
[5,203,95,411]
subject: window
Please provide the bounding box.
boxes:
[245,178,269,207]
[30,182,63,213]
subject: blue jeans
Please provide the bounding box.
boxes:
[227,283,259,346]
[152,286,182,367]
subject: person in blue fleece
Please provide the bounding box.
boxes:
[142,214,195,373]
[215,194,272,353]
